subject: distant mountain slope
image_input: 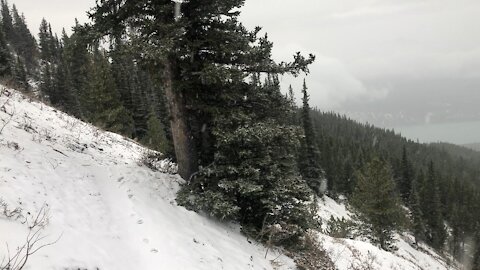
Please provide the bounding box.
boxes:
[464,143,480,152]
[310,111,480,190]
[430,142,480,162]
[0,87,295,270]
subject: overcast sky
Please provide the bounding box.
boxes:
[11,0,480,141]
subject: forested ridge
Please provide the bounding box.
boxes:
[0,0,479,268]
[310,110,480,258]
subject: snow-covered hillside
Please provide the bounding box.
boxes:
[317,197,459,270]
[0,88,295,270]
[0,87,460,270]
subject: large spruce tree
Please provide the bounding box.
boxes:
[298,79,325,195]
[90,0,316,250]
[409,174,426,244]
[90,0,314,180]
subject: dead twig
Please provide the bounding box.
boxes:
[0,204,61,270]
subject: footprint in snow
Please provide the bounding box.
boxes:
[137,219,144,225]
[150,248,158,253]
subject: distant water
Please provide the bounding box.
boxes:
[392,121,480,145]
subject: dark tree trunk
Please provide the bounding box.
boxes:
[161,59,198,180]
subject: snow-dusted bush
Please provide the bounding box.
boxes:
[0,88,15,135]
[292,231,335,270]
[0,198,24,222]
[326,216,355,239]
[139,150,177,174]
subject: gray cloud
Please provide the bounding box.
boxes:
[11,0,93,35]
[241,0,480,133]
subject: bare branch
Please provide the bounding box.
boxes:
[0,204,61,270]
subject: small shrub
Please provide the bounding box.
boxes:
[139,150,177,174]
[326,216,355,239]
[292,231,335,270]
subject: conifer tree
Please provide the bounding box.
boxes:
[91,0,316,256]
[1,0,14,42]
[39,18,55,62]
[423,161,447,250]
[142,112,169,154]
[53,29,81,116]
[0,25,11,77]
[84,49,134,136]
[90,0,314,180]
[473,225,480,270]
[54,49,80,113]
[409,175,426,244]
[179,77,314,247]
[63,21,90,118]
[38,19,60,103]
[11,5,37,71]
[351,157,404,250]
[13,56,27,89]
[39,62,54,99]
[286,84,299,125]
[399,146,414,202]
[298,79,325,195]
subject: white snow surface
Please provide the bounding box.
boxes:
[316,196,460,270]
[0,88,295,270]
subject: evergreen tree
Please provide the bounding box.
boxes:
[0,24,11,77]
[53,29,81,116]
[399,146,414,202]
[39,62,54,100]
[473,225,480,270]
[142,112,169,154]
[53,49,80,113]
[179,78,314,247]
[38,19,59,103]
[351,157,404,250]
[63,21,90,118]
[38,18,55,62]
[409,175,426,244]
[298,79,325,195]
[13,56,27,89]
[90,0,314,180]
[423,161,447,250]
[286,84,298,125]
[11,5,37,71]
[1,0,14,42]
[84,49,134,136]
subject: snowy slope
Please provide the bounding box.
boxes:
[0,87,295,270]
[0,87,462,270]
[316,196,460,270]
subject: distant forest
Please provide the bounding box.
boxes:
[0,0,478,268]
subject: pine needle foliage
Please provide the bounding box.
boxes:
[351,157,404,250]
